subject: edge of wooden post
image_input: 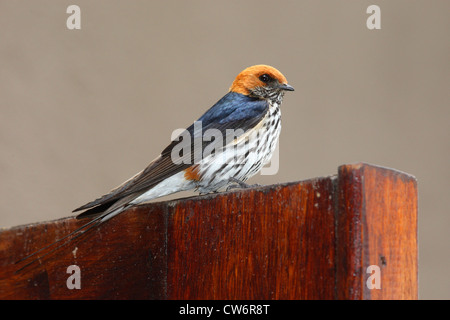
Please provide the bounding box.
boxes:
[335,163,418,299]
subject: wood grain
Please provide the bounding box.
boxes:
[0,204,168,299]
[0,163,418,299]
[336,163,418,299]
[166,178,336,299]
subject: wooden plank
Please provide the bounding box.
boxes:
[166,178,336,299]
[0,179,336,299]
[336,163,418,299]
[0,163,418,299]
[0,204,168,299]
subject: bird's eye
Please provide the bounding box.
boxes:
[259,74,271,83]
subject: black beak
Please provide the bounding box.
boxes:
[278,83,295,91]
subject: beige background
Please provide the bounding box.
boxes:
[0,1,448,299]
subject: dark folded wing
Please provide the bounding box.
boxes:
[73,92,268,215]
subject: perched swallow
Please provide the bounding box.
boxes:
[17,65,294,271]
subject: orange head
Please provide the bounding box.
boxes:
[229,65,294,100]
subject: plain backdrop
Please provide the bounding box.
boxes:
[0,1,448,299]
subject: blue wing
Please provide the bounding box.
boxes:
[197,91,268,126]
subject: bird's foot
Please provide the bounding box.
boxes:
[226,178,261,191]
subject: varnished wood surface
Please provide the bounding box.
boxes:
[167,178,336,299]
[0,163,418,299]
[336,164,418,299]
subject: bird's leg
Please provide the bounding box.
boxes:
[230,177,250,188]
[226,177,261,191]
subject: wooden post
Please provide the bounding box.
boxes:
[0,163,418,299]
[336,164,418,299]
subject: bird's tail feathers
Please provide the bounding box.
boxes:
[15,205,126,274]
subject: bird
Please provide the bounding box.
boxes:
[16,64,294,271]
